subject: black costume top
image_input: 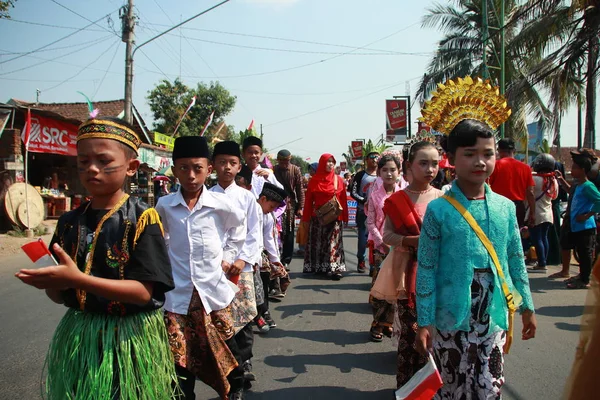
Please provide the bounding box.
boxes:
[49,195,174,316]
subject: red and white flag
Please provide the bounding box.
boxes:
[247,119,255,132]
[21,239,58,267]
[21,107,32,150]
[395,353,443,400]
[172,96,197,136]
[199,111,215,137]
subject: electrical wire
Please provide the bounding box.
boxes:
[0,35,115,76]
[92,41,122,99]
[42,39,121,92]
[4,18,107,32]
[265,80,405,127]
[0,9,118,65]
[0,34,115,56]
[145,23,421,55]
[175,36,431,57]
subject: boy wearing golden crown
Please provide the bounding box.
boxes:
[16,116,178,399]
[415,77,536,399]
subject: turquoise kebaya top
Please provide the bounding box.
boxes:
[416,183,535,332]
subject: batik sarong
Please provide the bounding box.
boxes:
[303,217,346,274]
[432,269,506,400]
[164,290,238,400]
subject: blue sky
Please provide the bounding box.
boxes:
[0,0,594,162]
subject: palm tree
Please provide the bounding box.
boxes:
[416,1,557,143]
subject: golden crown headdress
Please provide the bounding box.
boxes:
[419,76,511,135]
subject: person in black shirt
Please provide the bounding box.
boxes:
[15,116,177,399]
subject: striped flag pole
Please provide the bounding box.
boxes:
[172,96,197,137]
[199,111,215,137]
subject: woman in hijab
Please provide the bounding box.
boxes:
[301,154,349,280]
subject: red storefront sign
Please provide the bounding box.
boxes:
[351,140,363,159]
[417,121,431,135]
[26,113,78,156]
[386,99,408,142]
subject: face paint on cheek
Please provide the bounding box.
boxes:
[102,165,125,175]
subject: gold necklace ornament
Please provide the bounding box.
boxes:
[419,76,512,135]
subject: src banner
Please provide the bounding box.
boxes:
[386,99,409,143]
[26,113,78,156]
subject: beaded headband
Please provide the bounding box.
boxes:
[78,118,142,152]
[419,76,512,135]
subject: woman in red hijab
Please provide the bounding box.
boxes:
[301,153,349,280]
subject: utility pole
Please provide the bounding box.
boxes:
[122,0,135,124]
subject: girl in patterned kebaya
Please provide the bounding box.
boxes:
[415,77,537,399]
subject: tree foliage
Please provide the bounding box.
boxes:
[147,79,236,140]
[0,1,16,19]
[290,155,310,174]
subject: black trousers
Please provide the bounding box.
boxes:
[281,227,295,265]
[234,323,254,362]
[175,336,245,399]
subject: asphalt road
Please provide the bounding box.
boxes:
[0,229,588,400]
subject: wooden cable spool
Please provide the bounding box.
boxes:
[3,183,45,229]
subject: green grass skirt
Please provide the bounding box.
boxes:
[45,308,179,400]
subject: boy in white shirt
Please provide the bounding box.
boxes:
[156,136,246,400]
[209,141,262,387]
[241,135,284,198]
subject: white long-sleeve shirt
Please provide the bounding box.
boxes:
[260,212,281,266]
[156,187,246,315]
[250,166,284,199]
[210,182,261,272]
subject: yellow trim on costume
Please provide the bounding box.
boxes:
[77,132,139,152]
[80,118,138,138]
[77,194,130,311]
[443,194,521,354]
[419,76,512,135]
[134,208,164,248]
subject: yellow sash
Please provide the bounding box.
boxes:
[443,195,520,354]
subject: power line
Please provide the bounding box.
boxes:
[0,35,115,76]
[0,34,115,56]
[92,42,122,99]
[176,35,431,57]
[145,23,420,55]
[264,74,423,127]
[265,80,406,127]
[43,40,121,92]
[49,0,117,36]
[0,9,118,65]
[4,18,107,32]
[142,22,422,80]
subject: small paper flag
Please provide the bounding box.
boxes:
[21,239,58,267]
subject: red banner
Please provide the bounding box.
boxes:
[386,99,408,142]
[417,121,431,136]
[26,113,78,156]
[351,140,363,159]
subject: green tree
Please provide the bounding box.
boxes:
[290,155,309,174]
[515,0,599,149]
[416,1,554,143]
[1,1,16,19]
[147,79,236,140]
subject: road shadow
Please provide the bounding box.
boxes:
[274,302,372,318]
[527,275,568,294]
[265,328,373,347]
[292,282,371,293]
[263,351,396,376]
[535,305,584,318]
[247,387,392,399]
[555,321,582,332]
[502,383,527,400]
